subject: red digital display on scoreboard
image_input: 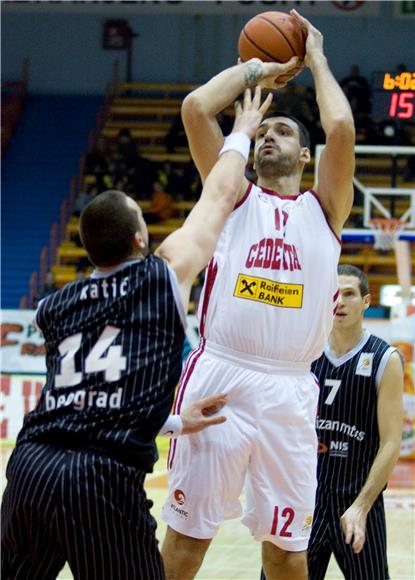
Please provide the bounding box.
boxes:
[383,72,415,119]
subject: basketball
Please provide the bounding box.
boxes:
[238,11,306,82]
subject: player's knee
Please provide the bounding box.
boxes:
[262,542,307,578]
[162,526,211,579]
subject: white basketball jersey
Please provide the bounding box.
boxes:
[198,183,341,363]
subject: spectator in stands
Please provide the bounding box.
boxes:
[143,181,174,224]
[157,162,172,190]
[354,113,381,145]
[165,114,187,153]
[183,163,201,200]
[107,159,127,190]
[114,177,132,195]
[129,144,158,199]
[110,128,158,198]
[340,65,372,116]
[74,186,99,217]
[273,83,304,117]
[300,86,324,148]
[113,128,137,169]
[84,138,109,192]
[166,165,190,199]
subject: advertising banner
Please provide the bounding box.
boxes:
[1,310,46,374]
[1,374,44,441]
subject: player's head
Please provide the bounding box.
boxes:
[253,112,311,179]
[338,265,369,297]
[80,190,149,267]
[335,265,370,328]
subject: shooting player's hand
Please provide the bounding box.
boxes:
[181,393,228,435]
[340,503,367,554]
[240,57,301,90]
[290,10,324,68]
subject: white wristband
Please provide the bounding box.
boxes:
[158,414,183,438]
[219,132,251,162]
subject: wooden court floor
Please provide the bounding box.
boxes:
[1,445,414,579]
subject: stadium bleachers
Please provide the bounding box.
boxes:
[12,80,413,311]
[2,95,103,308]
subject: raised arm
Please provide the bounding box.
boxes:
[181,57,300,186]
[292,10,355,237]
[156,87,272,309]
[340,351,404,554]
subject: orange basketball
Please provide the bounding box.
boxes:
[238,11,306,82]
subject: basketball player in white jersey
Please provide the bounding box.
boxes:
[161,10,355,580]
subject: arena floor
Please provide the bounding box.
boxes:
[1,444,414,579]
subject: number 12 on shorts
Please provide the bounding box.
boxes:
[270,505,295,537]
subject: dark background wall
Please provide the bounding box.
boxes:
[2,1,414,95]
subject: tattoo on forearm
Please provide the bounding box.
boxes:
[244,62,262,87]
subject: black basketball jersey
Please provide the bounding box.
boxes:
[17,255,186,471]
[311,331,395,496]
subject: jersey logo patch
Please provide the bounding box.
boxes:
[233,274,303,309]
[356,352,373,376]
[174,489,186,505]
[300,514,313,537]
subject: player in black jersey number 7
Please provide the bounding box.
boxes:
[1,87,274,580]
[308,265,404,580]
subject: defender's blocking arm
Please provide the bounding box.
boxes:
[156,87,272,309]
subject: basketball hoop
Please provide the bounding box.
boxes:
[369,218,406,251]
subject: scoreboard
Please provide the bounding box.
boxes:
[383,71,415,119]
[372,70,415,121]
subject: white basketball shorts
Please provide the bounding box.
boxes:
[161,341,319,551]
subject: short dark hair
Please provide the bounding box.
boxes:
[80,190,140,267]
[262,111,311,149]
[338,264,369,297]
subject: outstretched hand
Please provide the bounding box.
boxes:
[181,393,228,435]
[232,86,273,139]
